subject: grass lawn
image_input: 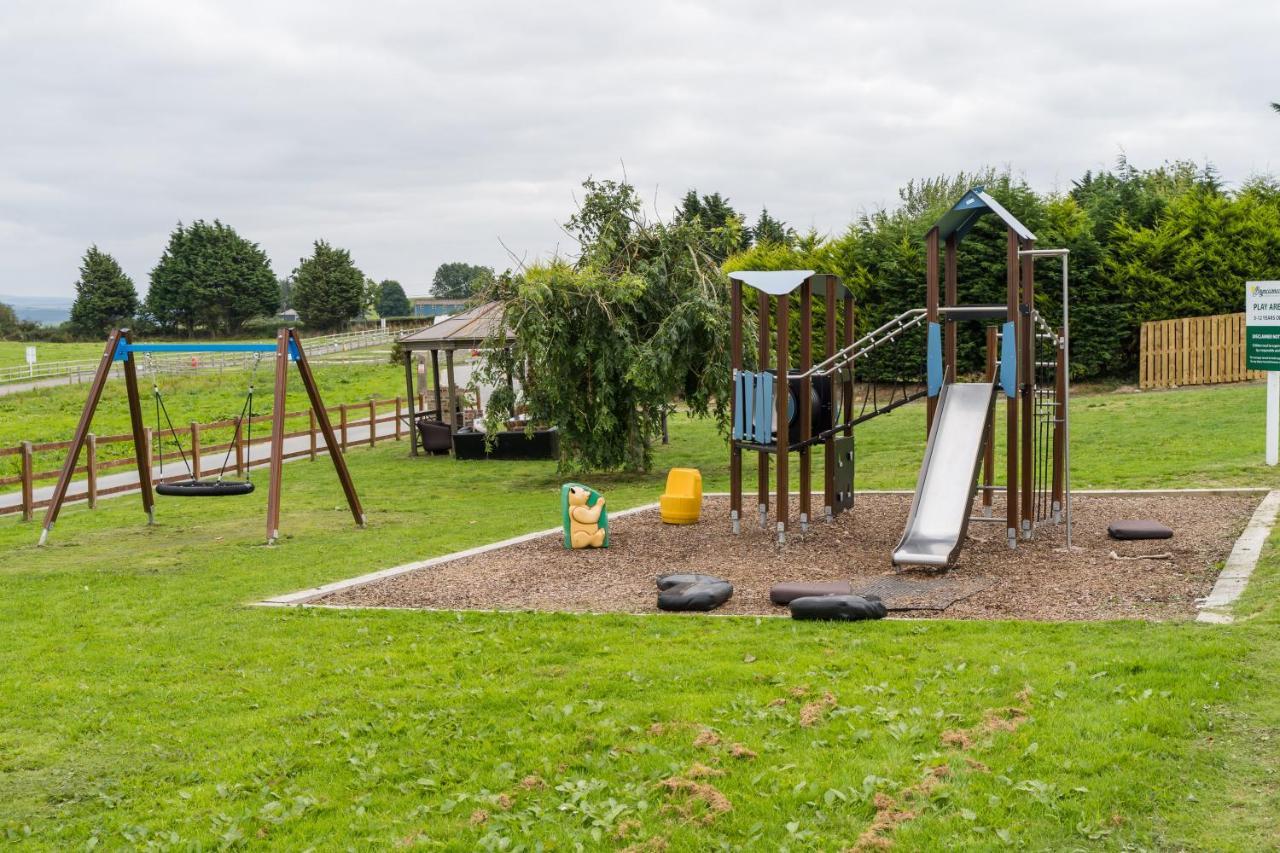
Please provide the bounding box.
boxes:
[0,383,1278,848]
[0,341,116,369]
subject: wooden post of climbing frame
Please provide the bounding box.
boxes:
[798,276,812,531]
[775,289,789,543]
[944,233,958,377]
[925,227,940,434]
[729,278,743,534]
[843,291,854,440]
[1005,230,1019,548]
[1020,237,1035,538]
[823,276,837,521]
[757,289,770,530]
[983,325,996,516]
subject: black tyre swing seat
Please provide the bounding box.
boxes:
[156,479,255,497]
[148,353,261,501]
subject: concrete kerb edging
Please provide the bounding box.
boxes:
[253,487,1278,621]
[1196,489,1280,624]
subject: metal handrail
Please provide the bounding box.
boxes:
[793,308,928,381]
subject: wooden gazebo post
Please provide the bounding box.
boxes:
[403,349,418,456]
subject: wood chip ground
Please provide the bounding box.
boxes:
[317,492,1259,621]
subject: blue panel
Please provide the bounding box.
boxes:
[758,371,774,444]
[743,372,755,441]
[115,341,299,361]
[927,322,943,397]
[1000,321,1017,398]
[732,371,744,440]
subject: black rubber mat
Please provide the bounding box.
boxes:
[852,574,993,611]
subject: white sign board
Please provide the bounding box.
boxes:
[25,346,36,365]
[1247,282,1280,466]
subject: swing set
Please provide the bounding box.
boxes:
[38,327,365,546]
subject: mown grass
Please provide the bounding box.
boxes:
[0,341,114,368]
[0,383,1277,848]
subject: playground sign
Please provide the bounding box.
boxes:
[1245,281,1280,371]
[1247,282,1280,466]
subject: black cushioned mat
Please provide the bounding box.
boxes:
[769,581,853,606]
[1107,520,1174,540]
[789,594,886,621]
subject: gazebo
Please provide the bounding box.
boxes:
[396,301,516,456]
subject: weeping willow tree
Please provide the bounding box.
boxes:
[478,177,735,473]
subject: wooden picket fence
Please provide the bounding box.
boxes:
[0,393,454,520]
[1138,312,1266,390]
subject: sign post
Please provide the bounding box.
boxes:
[25,346,36,378]
[1246,281,1280,465]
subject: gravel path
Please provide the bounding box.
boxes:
[318,492,1260,621]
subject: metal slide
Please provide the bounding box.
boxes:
[892,382,997,568]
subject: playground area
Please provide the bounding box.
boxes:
[313,491,1259,621]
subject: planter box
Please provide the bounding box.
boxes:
[452,427,559,461]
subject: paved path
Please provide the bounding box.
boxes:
[2,416,404,517]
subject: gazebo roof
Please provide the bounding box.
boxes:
[931,187,1035,244]
[397,301,514,351]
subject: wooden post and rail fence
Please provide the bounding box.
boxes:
[1139,311,1266,390]
[0,393,432,520]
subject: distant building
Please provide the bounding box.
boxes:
[277,307,300,322]
[408,297,468,318]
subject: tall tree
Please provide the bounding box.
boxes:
[749,208,794,247]
[146,220,278,336]
[480,176,732,473]
[673,189,748,261]
[0,302,18,338]
[376,279,411,316]
[430,262,493,299]
[69,246,138,337]
[291,241,367,331]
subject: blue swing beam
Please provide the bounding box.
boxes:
[112,341,301,361]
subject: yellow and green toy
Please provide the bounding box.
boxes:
[562,483,608,549]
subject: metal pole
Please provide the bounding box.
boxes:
[1062,251,1071,549]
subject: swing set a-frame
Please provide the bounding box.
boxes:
[38,327,365,546]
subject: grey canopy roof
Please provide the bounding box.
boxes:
[728,270,816,295]
[397,301,514,351]
[728,270,851,299]
[931,187,1035,244]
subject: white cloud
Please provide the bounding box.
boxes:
[1,0,1277,298]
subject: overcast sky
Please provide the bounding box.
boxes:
[1,0,1277,300]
